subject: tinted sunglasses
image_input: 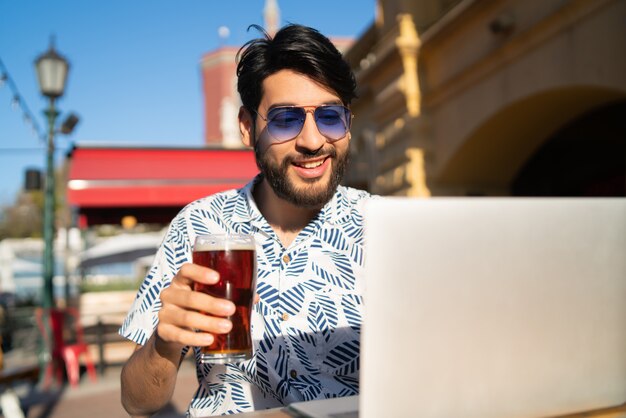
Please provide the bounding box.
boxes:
[255,105,353,143]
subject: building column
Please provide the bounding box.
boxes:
[406,148,431,197]
[396,14,430,197]
[395,14,421,117]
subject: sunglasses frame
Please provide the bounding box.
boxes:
[253,104,354,143]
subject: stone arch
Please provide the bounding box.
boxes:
[435,86,626,195]
[512,100,625,196]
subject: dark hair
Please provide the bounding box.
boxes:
[236,24,357,115]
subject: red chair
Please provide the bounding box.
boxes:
[35,307,97,387]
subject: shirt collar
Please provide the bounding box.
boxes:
[232,174,265,227]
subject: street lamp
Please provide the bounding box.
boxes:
[35,39,70,309]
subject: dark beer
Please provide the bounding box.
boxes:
[192,235,256,363]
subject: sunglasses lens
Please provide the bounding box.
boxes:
[264,106,351,142]
[314,106,351,141]
[266,107,305,142]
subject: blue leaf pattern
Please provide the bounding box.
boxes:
[279,285,306,316]
[322,340,360,376]
[333,375,359,395]
[119,176,372,416]
[285,248,308,277]
[342,294,363,334]
[291,375,323,401]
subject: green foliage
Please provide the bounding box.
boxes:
[0,192,44,239]
[0,168,68,240]
[79,278,142,293]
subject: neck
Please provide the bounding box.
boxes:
[253,178,321,248]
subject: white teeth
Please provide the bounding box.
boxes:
[299,160,324,169]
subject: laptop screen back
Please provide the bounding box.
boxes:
[362,198,626,418]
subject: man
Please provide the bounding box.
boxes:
[120,24,371,417]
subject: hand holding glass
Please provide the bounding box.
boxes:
[192,234,256,363]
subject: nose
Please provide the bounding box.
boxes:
[294,109,326,152]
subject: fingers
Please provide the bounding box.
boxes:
[156,263,236,349]
[159,289,235,322]
[161,285,235,317]
[157,322,215,348]
[160,304,232,333]
[169,263,220,289]
[157,303,232,348]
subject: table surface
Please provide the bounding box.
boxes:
[230,408,291,417]
[203,402,626,418]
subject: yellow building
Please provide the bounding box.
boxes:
[344,0,626,197]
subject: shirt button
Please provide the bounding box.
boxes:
[281,313,289,321]
[290,369,298,379]
[282,254,291,264]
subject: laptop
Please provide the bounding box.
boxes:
[290,198,626,418]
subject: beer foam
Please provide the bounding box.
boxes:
[194,235,255,252]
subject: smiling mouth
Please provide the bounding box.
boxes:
[293,157,328,169]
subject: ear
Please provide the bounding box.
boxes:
[239,106,254,148]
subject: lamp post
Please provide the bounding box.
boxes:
[35,40,69,309]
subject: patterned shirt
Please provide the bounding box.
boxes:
[120,175,371,416]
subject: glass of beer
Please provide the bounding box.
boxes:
[192,234,256,363]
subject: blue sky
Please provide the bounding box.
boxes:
[0,0,376,205]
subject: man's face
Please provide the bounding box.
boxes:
[251,70,350,209]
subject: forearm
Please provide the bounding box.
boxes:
[120,332,184,417]
[121,262,232,416]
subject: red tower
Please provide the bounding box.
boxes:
[200,46,241,147]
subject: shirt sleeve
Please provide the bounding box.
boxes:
[118,215,192,345]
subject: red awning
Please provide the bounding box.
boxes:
[66,145,258,226]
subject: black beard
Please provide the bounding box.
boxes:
[255,143,349,209]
